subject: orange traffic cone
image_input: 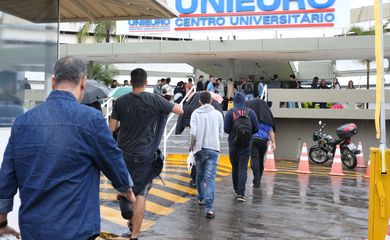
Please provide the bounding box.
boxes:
[356,141,366,168]
[329,145,344,176]
[296,143,312,174]
[385,218,390,240]
[364,160,370,178]
[264,144,278,172]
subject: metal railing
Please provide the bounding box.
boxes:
[101,97,113,124]
[163,85,196,157]
[267,89,390,119]
[100,86,196,157]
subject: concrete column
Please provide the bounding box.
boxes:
[88,61,94,79]
[228,58,236,80]
[193,68,202,83]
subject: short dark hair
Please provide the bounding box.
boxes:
[289,74,296,79]
[273,74,278,79]
[165,77,171,84]
[188,78,193,83]
[130,68,147,88]
[199,75,204,79]
[54,56,87,86]
[199,91,211,105]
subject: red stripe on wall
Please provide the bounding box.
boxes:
[179,8,335,18]
[174,23,334,31]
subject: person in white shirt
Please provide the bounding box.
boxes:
[189,91,224,219]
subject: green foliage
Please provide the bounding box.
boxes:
[90,64,119,85]
[77,21,122,43]
[348,19,390,36]
[348,26,375,35]
[76,22,91,43]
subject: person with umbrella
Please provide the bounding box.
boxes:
[82,80,111,112]
[246,99,276,188]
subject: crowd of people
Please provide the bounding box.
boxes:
[0,56,278,239]
[150,72,360,110]
[153,77,194,103]
[110,79,130,88]
[6,57,371,239]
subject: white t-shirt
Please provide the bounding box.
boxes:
[162,84,173,96]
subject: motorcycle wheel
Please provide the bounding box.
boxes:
[341,148,357,169]
[309,146,328,164]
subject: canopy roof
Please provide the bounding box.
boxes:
[0,0,176,23]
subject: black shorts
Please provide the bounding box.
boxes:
[123,155,155,196]
[138,181,153,197]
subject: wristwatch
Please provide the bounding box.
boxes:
[0,219,7,229]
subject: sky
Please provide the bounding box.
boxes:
[350,0,390,8]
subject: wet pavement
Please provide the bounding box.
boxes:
[100,158,369,240]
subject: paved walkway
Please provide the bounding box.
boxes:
[100,158,369,239]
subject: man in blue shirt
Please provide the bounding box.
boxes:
[0,56,135,239]
[206,76,216,92]
[251,122,276,188]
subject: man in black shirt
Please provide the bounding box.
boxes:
[109,68,183,239]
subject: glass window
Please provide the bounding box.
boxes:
[0,1,59,127]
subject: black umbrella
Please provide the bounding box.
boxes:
[246,99,276,131]
[81,80,110,104]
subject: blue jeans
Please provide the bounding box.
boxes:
[194,149,219,212]
[229,144,251,196]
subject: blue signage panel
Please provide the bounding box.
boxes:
[117,0,350,33]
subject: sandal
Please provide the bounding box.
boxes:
[127,221,133,232]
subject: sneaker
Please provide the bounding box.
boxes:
[237,195,246,202]
[197,198,204,206]
[252,184,260,189]
[206,210,215,219]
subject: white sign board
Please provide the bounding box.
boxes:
[117,0,350,35]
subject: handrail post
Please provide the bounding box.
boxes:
[162,85,196,158]
[105,98,111,125]
[163,119,168,157]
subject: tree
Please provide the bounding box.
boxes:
[77,22,122,86]
[77,21,121,43]
[348,26,375,36]
[348,26,376,90]
[90,64,119,86]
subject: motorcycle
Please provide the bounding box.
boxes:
[309,121,360,169]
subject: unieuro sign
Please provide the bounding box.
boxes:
[117,0,350,33]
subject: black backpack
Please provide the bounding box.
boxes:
[231,110,252,147]
[246,82,254,94]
